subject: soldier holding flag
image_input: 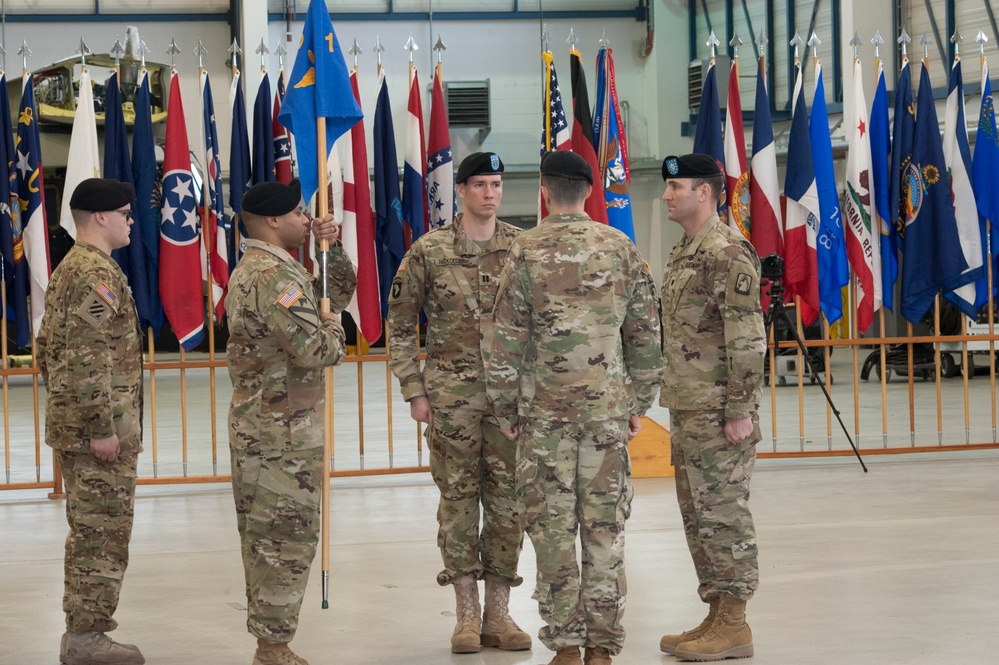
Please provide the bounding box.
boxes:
[226,180,356,665]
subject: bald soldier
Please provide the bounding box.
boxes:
[388,152,531,654]
[37,178,145,665]
[658,153,766,662]
[226,180,356,665]
[486,151,663,665]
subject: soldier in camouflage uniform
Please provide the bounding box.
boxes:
[226,180,356,665]
[486,151,664,665]
[658,154,766,662]
[388,152,531,654]
[37,178,146,665]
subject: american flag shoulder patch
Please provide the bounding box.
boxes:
[277,285,304,308]
[95,283,117,305]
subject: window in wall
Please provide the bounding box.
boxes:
[900,0,999,93]
[268,0,639,13]
[2,0,229,11]
[689,0,841,122]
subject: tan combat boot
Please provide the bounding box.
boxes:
[481,580,532,650]
[674,594,753,662]
[252,638,309,665]
[584,645,613,664]
[60,631,145,665]
[451,576,482,653]
[660,597,719,655]
[548,645,583,665]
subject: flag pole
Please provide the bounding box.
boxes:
[980,32,997,441]
[1,256,9,483]
[316,112,334,610]
[872,33,890,449]
[374,35,387,475]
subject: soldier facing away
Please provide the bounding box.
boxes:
[37,178,146,665]
[387,152,531,654]
[226,180,356,665]
[486,150,664,665]
[658,153,766,661]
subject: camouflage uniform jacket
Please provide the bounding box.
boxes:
[388,214,522,405]
[37,242,143,453]
[660,214,766,418]
[226,239,355,452]
[486,213,663,430]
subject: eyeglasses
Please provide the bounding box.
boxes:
[114,208,133,221]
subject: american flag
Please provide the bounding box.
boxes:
[541,51,571,155]
[278,285,303,308]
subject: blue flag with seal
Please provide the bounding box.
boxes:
[229,71,251,271]
[277,0,363,204]
[972,59,999,310]
[373,69,406,317]
[0,72,30,347]
[131,71,164,335]
[901,63,974,324]
[809,61,849,324]
[869,59,894,311]
[889,60,915,314]
[692,60,725,216]
[104,71,152,332]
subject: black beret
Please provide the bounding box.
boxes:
[456,152,504,184]
[241,179,303,216]
[69,178,135,212]
[539,150,593,185]
[662,153,723,181]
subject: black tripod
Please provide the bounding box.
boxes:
[761,267,868,472]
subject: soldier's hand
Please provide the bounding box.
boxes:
[311,214,341,245]
[724,416,753,444]
[319,310,339,322]
[627,415,642,440]
[90,435,121,462]
[410,395,433,426]
[500,425,519,440]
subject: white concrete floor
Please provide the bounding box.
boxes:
[2,448,998,665]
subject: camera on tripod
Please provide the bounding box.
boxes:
[760,253,784,281]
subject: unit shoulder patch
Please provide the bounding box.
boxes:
[77,287,115,329]
[734,273,753,296]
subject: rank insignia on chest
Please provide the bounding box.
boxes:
[278,285,304,308]
[735,273,752,295]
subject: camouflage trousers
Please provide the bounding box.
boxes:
[670,409,760,602]
[57,450,137,633]
[230,445,323,643]
[428,402,524,587]
[518,419,633,655]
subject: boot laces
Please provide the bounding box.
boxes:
[456,582,479,627]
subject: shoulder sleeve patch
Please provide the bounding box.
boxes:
[77,289,114,329]
[277,285,304,308]
[735,273,752,296]
[95,282,118,306]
